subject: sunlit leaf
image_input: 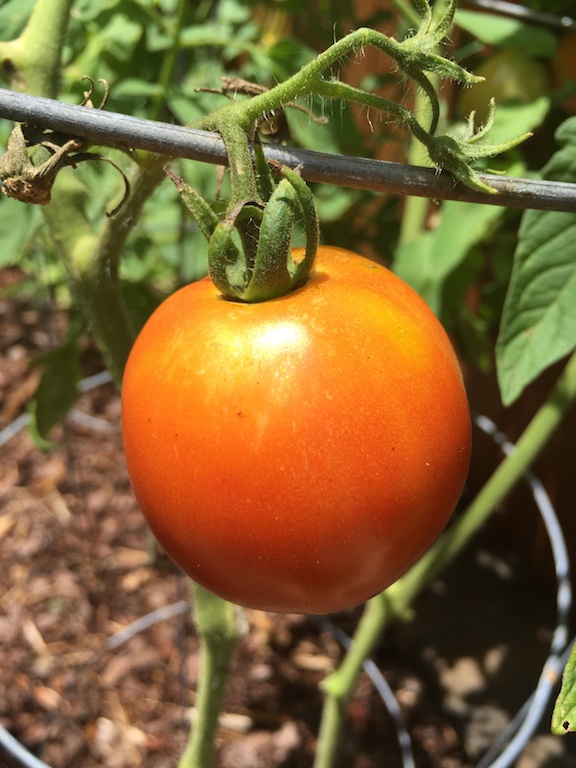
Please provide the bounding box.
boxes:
[0,0,36,39]
[454,10,557,57]
[393,200,505,315]
[30,337,82,441]
[552,644,576,735]
[496,118,576,405]
[0,198,43,267]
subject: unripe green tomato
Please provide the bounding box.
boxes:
[457,50,549,125]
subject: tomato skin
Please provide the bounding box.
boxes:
[122,247,471,614]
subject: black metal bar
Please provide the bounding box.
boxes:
[1,87,576,212]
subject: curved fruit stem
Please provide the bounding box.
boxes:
[182,1,472,304]
[313,350,576,768]
[198,21,472,142]
[178,583,245,768]
[171,0,529,303]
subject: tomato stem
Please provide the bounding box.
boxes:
[178,583,245,768]
[313,349,576,768]
[193,0,530,224]
[398,0,445,248]
[197,25,450,142]
[0,0,162,386]
[214,118,262,212]
[149,0,189,122]
[314,594,394,768]
[179,0,531,300]
[0,0,74,98]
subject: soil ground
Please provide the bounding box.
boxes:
[1,269,576,768]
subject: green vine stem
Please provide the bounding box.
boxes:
[39,169,134,384]
[0,6,243,768]
[196,4,527,200]
[398,0,449,247]
[0,0,74,97]
[0,0,143,385]
[198,25,451,140]
[314,594,390,768]
[2,7,243,767]
[150,0,188,122]
[178,584,245,768]
[313,349,576,768]
[189,0,521,302]
[0,0,181,384]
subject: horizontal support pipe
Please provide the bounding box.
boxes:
[1,87,576,212]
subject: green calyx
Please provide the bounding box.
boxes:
[167,160,319,303]
[209,166,319,302]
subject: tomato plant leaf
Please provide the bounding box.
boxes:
[0,0,36,38]
[496,118,576,406]
[111,79,165,99]
[454,10,557,58]
[552,644,576,735]
[29,336,82,442]
[268,38,318,80]
[0,197,43,267]
[393,200,505,315]
[71,0,122,22]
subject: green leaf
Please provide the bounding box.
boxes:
[71,0,122,21]
[0,0,36,40]
[121,281,164,335]
[214,0,252,25]
[552,644,576,735]
[267,38,317,80]
[99,13,143,62]
[66,11,144,85]
[496,118,576,406]
[0,197,43,267]
[111,78,165,99]
[30,338,82,441]
[176,24,241,50]
[453,10,557,58]
[393,200,505,315]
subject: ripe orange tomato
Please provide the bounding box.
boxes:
[122,247,471,614]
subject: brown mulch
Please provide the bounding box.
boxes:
[0,267,563,768]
